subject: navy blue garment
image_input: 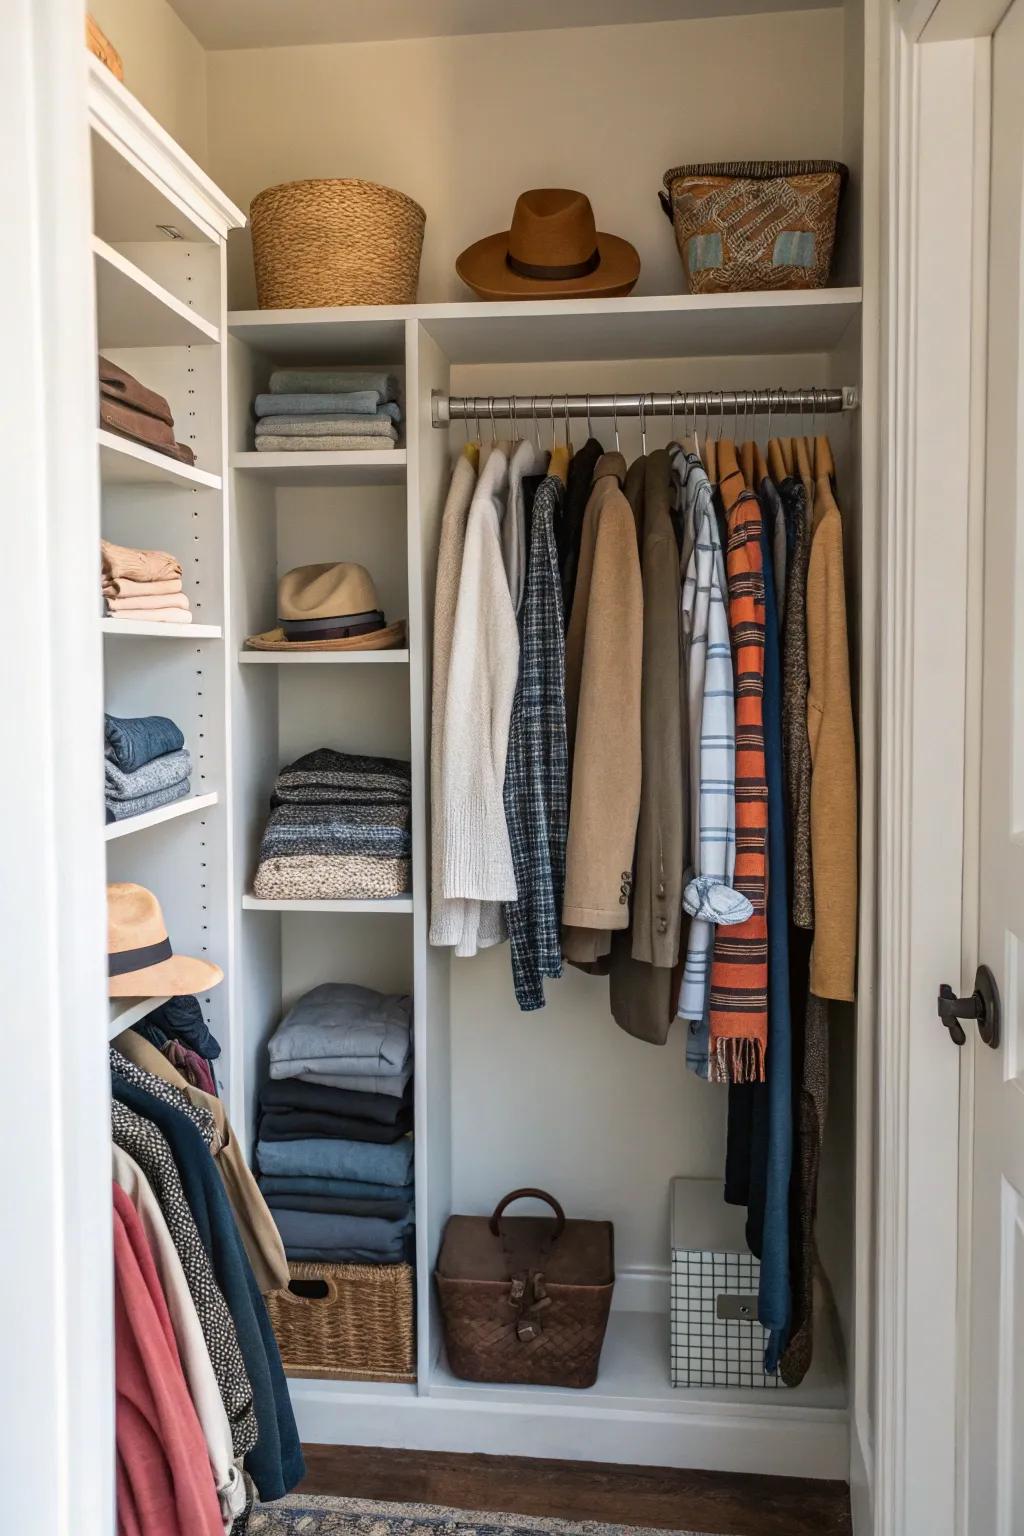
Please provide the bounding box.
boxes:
[137,993,222,1061]
[111,1076,304,1499]
[104,711,184,773]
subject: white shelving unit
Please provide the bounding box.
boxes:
[232,450,407,486]
[101,619,224,639]
[109,995,172,1039]
[93,236,220,348]
[104,791,220,841]
[98,429,223,490]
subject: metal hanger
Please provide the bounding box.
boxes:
[639,392,648,456]
[564,393,572,451]
[488,396,496,445]
[612,393,620,454]
[585,391,593,441]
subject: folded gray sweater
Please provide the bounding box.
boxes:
[267,982,412,1080]
[105,747,191,801]
[268,369,398,399]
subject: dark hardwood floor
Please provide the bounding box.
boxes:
[298,1445,852,1536]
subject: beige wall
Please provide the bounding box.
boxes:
[206,8,846,306]
[89,0,208,163]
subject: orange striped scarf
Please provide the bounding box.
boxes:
[708,442,768,1084]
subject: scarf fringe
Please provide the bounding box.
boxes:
[709,1036,765,1085]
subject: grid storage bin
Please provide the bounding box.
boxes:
[670,1177,781,1389]
[266,1261,416,1383]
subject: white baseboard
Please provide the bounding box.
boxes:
[850,1414,874,1534]
[610,1265,669,1313]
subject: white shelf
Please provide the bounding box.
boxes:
[98,429,222,490]
[243,893,414,914]
[104,792,219,841]
[232,450,406,486]
[93,237,219,348]
[229,290,862,365]
[239,649,409,665]
[108,995,171,1040]
[101,618,222,639]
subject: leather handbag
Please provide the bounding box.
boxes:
[435,1188,614,1388]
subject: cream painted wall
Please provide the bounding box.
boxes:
[89,0,208,162]
[206,8,846,306]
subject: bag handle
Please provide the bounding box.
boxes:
[489,1188,566,1238]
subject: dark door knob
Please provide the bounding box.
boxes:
[937,964,1001,1050]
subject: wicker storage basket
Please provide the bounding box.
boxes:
[436,1189,615,1389]
[266,1262,416,1383]
[250,179,426,308]
[660,160,846,294]
[86,15,124,80]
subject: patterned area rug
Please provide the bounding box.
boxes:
[249,1495,705,1536]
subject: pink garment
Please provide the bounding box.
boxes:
[112,1183,221,1536]
[105,594,191,613]
[103,576,184,599]
[164,1039,217,1097]
[105,608,194,625]
[101,538,181,584]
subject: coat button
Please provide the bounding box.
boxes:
[619,894,627,905]
[657,881,666,899]
[657,916,668,934]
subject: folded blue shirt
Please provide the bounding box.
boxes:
[256,1135,413,1188]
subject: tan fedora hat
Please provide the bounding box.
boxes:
[108,882,223,998]
[456,188,640,301]
[245,562,407,652]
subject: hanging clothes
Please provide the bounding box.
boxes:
[557,436,604,622]
[562,452,644,967]
[779,988,829,1385]
[770,438,814,930]
[503,438,547,612]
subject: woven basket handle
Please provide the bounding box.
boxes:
[489,1188,566,1238]
[658,190,675,222]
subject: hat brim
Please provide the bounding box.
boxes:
[109,954,224,999]
[245,620,407,652]
[456,230,640,300]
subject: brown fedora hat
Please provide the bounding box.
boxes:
[245,561,407,652]
[456,189,640,301]
[108,882,223,998]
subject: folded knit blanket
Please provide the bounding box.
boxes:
[274,749,411,804]
[268,369,398,400]
[254,394,401,421]
[100,356,174,426]
[255,436,395,453]
[105,712,184,773]
[105,779,191,822]
[259,1175,414,1203]
[102,575,183,599]
[257,1134,414,1188]
[258,1105,412,1144]
[101,538,181,585]
[264,1192,411,1220]
[252,853,411,903]
[259,1077,411,1125]
[258,803,411,862]
[255,416,398,439]
[104,592,191,614]
[267,982,411,1075]
[271,1209,412,1258]
[105,748,191,801]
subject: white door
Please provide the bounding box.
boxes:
[968,4,1024,1528]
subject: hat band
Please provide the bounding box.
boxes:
[109,935,173,978]
[506,247,601,281]
[281,611,386,642]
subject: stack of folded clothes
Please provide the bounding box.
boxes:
[256,983,414,1264]
[104,710,192,822]
[251,748,412,902]
[102,538,192,624]
[99,356,196,465]
[253,368,401,453]
[132,994,221,1097]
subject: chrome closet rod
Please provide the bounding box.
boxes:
[431,386,858,427]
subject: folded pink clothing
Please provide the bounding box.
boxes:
[101,538,182,585]
[105,607,193,624]
[102,575,183,599]
[105,593,191,613]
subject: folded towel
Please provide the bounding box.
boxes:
[104,593,191,614]
[259,1077,411,1125]
[252,853,411,903]
[258,1107,411,1144]
[105,748,191,802]
[258,1175,414,1203]
[254,395,402,422]
[255,416,398,439]
[267,981,411,1076]
[268,369,398,400]
[295,1066,413,1098]
[254,436,395,453]
[258,803,411,863]
[101,538,181,585]
[105,780,191,822]
[104,606,193,624]
[102,576,184,599]
[275,749,411,804]
[104,712,184,773]
[257,1135,414,1188]
[99,356,174,426]
[271,1209,412,1258]
[264,1193,411,1220]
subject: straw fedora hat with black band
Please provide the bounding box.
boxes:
[246,562,407,652]
[456,189,640,300]
[108,882,223,998]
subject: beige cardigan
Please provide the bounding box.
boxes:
[562,452,644,956]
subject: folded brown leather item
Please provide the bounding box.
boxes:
[100,397,196,465]
[98,356,174,426]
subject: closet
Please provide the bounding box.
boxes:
[82,0,877,1501]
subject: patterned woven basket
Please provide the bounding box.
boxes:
[250,179,426,308]
[660,160,847,294]
[265,1261,416,1382]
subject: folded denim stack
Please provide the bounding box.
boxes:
[251,748,412,902]
[104,711,192,823]
[102,538,193,624]
[133,994,221,1097]
[99,356,196,465]
[253,368,401,453]
[256,983,414,1264]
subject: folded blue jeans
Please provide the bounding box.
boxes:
[104,712,184,773]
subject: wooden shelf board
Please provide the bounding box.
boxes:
[243,893,414,914]
[101,618,222,639]
[94,236,219,348]
[232,450,406,486]
[108,995,171,1039]
[239,649,409,665]
[104,792,219,841]
[98,429,222,490]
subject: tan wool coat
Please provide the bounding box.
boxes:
[562,452,644,960]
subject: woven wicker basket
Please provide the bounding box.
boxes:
[660,160,846,294]
[265,1261,416,1382]
[250,179,426,309]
